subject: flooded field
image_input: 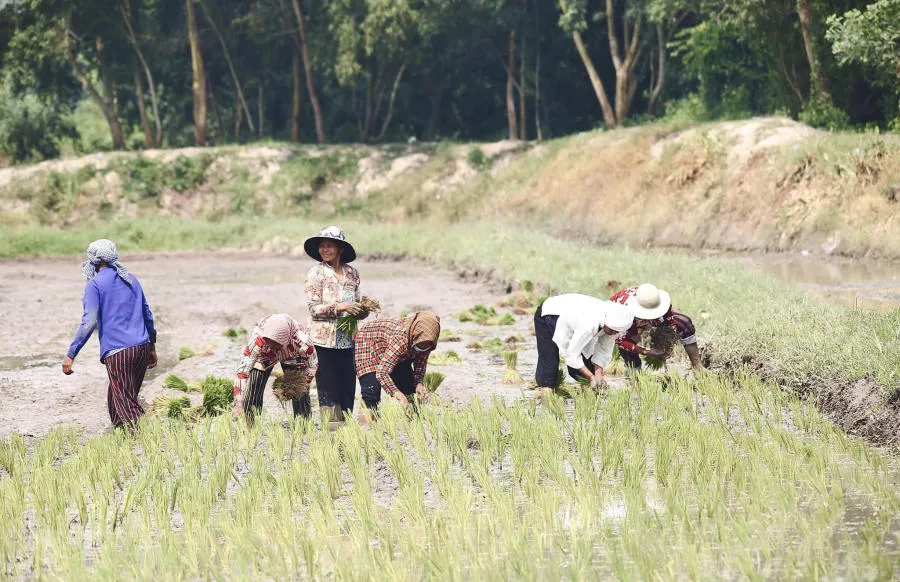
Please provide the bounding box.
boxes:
[729,253,900,309]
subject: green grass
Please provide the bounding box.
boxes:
[0,372,896,579]
[1,217,897,395]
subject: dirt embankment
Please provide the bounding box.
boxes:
[1,118,898,258]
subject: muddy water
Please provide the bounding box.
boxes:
[726,254,900,310]
[0,252,546,438]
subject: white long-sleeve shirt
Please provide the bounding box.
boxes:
[541,294,626,370]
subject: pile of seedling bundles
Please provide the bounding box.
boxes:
[151,374,234,421]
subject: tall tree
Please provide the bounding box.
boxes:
[796,0,832,102]
[285,0,326,143]
[185,0,207,146]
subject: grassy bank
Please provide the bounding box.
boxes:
[2,118,899,258]
[3,217,898,397]
[1,373,897,579]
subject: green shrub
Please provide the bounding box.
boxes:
[467,147,488,169]
[0,83,77,162]
[799,97,850,131]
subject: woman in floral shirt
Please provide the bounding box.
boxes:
[233,313,317,422]
[304,226,368,429]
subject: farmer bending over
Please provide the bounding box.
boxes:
[533,294,634,397]
[355,311,440,415]
[62,239,158,431]
[610,283,702,371]
[234,313,318,423]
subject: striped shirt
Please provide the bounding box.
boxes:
[354,318,428,396]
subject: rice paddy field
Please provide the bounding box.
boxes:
[1,371,898,580]
[1,217,899,579]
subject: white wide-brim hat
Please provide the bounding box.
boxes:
[625,283,671,320]
[304,225,357,263]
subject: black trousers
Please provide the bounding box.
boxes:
[360,360,415,410]
[244,364,311,420]
[620,349,642,369]
[534,302,592,388]
[314,346,356,412]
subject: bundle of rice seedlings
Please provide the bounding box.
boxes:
[223,327,247,338]
[644,324,678,370]
[429,351,462,366]
[150,396,192,419]
[501,351,522,384]
[336,315,357,336]
[521,280,534,293]
[163,374,201,393]
[360,295,381,313]
[465,337,505,353]
[182,405,206,422]
[200,375,234,416]
[504,333,526,345]
[605,347,625,376]
[178,346,196,361]
[439,329,461,342]
[489,313,517,326]
[272,369,309,402]
[423,371,446,393]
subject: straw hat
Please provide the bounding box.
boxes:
[303,226,357,263]
[625,284,671,320]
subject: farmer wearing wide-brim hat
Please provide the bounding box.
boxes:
[533,294,634,397]
[610,283,702,371]
[304,226,369,429]
[233,313,318,423]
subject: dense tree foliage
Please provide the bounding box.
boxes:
[0,0,894,160]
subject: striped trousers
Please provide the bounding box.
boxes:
[104,344,150,428]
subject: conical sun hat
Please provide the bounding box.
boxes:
[303,225,357,263]
[626,284,671,320]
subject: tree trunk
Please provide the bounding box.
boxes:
[290,0,327,144]
[134,65,154,148]
[572,31,616,127]
[506,31,518,140]
[199,0,255,134]
[796,0,832,101]
[647,24,666,116]
[519,31,526,140]
[257,83,263,140]
[291,48,303,142]
[233,91,242,142]
[534,48,542,140]
[375,61,407,142]
[120,0,162,146]
[63,33,126,150]
[606,0,642,126]
[186,0,207,146]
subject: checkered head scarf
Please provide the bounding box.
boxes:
[82,239,131,284]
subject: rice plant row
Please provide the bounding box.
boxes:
[0,371,897,580]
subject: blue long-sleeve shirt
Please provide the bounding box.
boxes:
[67,268,157,361]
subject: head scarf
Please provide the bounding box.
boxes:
[82,239,131,284]
[404,311,441,348]
[258,314,298,347]
[603,302,634,333]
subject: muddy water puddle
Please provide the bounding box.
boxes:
[726,254,899,309]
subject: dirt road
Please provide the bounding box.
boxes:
[0,252,549,437]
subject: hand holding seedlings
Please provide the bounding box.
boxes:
[339,302,364,316]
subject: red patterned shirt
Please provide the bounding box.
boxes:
[354,318,429,396]
[234,316,317,397]
[610,287,697,354]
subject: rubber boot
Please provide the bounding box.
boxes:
[319,405,344,431]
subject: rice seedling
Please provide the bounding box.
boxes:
[501,350,523,384]
[150,396,192,419]
[423,371,446,392]
[428,350,462,365]
[438,329,461,342]
[178,346,196,360]
[200,375,234,416]
[337,295,382,336]
[465,337,507,353]
[222,327,247,338]
[455,304,517,325]
[163,373,201,393]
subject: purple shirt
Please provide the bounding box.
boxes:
[67,268,157,360]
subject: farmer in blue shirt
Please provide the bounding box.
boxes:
[62,239,158,429]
